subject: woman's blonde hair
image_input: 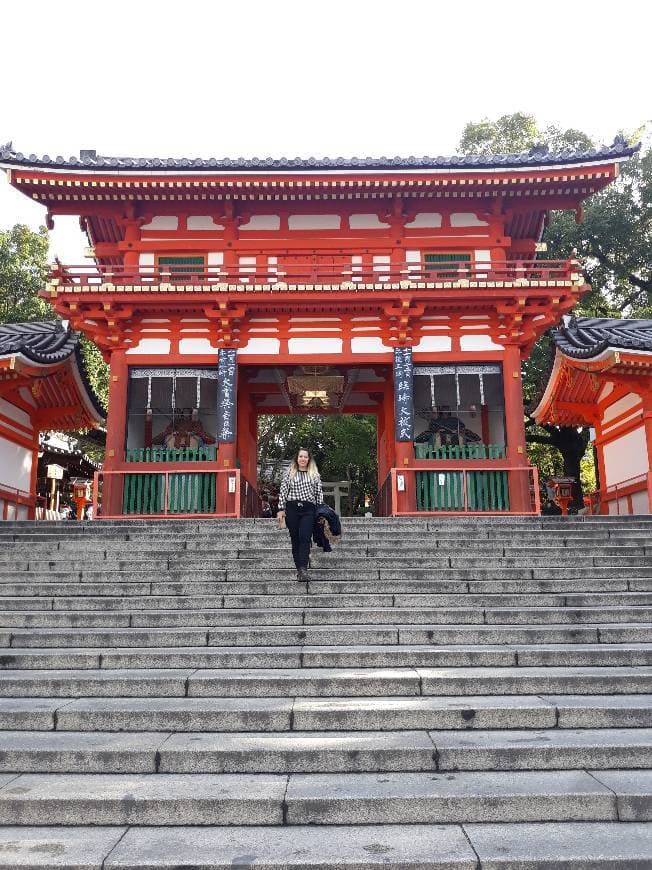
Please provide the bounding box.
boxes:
[288,447,320,479]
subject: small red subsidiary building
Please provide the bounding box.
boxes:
[0,321,104,519]
[534,316,652,515]
[0,139,636,517]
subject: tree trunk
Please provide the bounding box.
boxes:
[526,423,589,510]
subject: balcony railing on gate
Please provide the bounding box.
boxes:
[49,259,578,289]
[93,468,241,519]
[376,465,540,516]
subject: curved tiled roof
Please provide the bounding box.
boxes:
[0,320,105,420]
[550,316,652,360]
[0,320,78,364]
[0,137,639,173]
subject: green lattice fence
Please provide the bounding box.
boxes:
[414,443,510,512]
[123,446,217,515]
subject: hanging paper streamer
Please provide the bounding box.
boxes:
[217,348,237,443]
[393,346,414,442]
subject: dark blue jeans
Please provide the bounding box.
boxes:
[285,500,315,569]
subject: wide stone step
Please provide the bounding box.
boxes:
[11,623,652,648]
[5,603,651,628]
[3,822,652,868]
[0,770,627,824]
[1,727,651,773]
[3,665,651,700]
[3,694,645,732]
[4,643,652,670]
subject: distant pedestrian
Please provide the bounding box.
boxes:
[276,448,324,581]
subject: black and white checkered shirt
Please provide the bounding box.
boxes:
[277,471,324,511]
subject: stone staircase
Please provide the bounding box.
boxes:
[0,515,651,868]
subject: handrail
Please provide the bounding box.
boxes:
[50,259,578,288]
[585,472,650,515]
[0,483,35,521]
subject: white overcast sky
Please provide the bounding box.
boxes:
[1,0,649,263]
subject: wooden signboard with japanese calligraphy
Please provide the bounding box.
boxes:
[393,347,414,442]
[217,349,237,444]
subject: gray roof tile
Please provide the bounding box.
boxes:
[0,138,639,173]
[551,316,652,359]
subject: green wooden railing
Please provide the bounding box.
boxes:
[414,443,510,512]
[123,446,217,515]
[414,443,506,460]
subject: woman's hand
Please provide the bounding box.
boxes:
[277,510,285,529]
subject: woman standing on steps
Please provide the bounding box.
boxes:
[277,447,324,582]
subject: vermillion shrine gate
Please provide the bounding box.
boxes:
[0,140,636,517]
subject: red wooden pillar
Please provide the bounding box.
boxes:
[104,351,128,516]
[502,343,531,512]
[122,219,141,270]
[641,392,652,514]
[27,427,39,521]
[593,424,610,515]
[237,384,257,486]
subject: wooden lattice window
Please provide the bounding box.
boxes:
[423,252,471,273]
[158,256,205,279]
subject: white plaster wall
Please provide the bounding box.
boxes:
[288,215,341,230]
[18,388,36,408]
[598,382,615,402]
[349,214,390,229]
[413,335,453,352]
[207,252,224,274]
[140,216,178,230]
[351,336,392,354]
[460,335,504,351]
[450,212,489,227]
[0,398,32,430]
[474,250,491,263]
[631,490,650,515]
[288,338,343,354]
[126,339,172,355]
[139,253,155,274]
[0,435,32,491]
[238,338,281,355]
[602,392,641,424]
[239,215,281,231]
[179,338,216,354]
[405,213,442,228]
[187,216,224,230]
[603,425,648,487]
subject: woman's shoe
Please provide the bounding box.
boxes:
[297,567,309,582]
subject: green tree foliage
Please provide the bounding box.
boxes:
[258,413,377,515]
[0,224,50,323]
[459,115,651,506]
[0,222,108,417]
